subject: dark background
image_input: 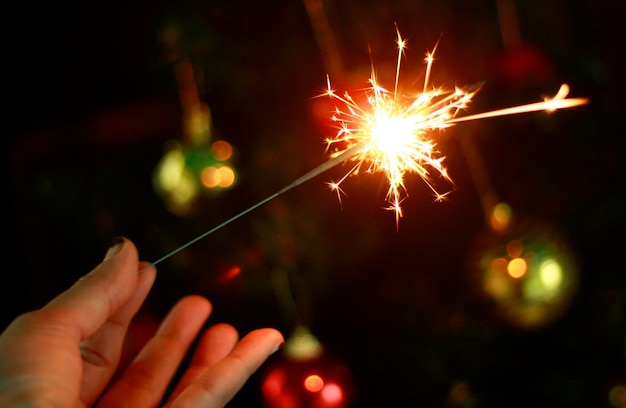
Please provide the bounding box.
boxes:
[3,0,624,406]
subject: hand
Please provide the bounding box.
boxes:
[0,237,284,407]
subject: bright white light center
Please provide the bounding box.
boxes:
[371,114,413,156]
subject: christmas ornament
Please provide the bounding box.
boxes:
[153,27,237,216]
[468,217,579,329]
[261,326,354,407]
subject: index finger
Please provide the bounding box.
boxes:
[170,328,284,408]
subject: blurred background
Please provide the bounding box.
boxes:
[3,0,624,406]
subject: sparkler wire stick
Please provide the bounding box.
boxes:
[146,144,362,269]
[144,30,588,270]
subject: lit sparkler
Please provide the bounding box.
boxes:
[321,29,588,224]
[146,29,588,268]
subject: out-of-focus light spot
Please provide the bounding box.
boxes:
[486,258,514,299]
[523,254,564,302]
[490,202,512,231]
[201,166,220,188]
[506,239,523,258]
[491,257,508,274]
[446,381,474,407]
[200,165,236,189]
[304,374,324,392]
[185,103,212,144]
[212,140,233,160]
[156,149,184,190]
[217,165,236,187]
[470,220,579,329]
[609,385,626,407]
[262,368,286,399]
[321,383,344,404]
[218,265,241,283]
[539,259,562,290]
[507,257,527,278]
[171,172,197,203]
[153,144,199,214]
[284,325,323,361]
[154,138,237,215]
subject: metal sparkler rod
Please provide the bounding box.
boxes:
[145,144,362,269]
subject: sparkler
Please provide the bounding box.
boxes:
[146,29,588,268]
[322,29,587,224]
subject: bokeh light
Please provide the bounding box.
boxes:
[507,257,527,278]
[200,164,236,189]
[321,383,344,405]
[153,142,199,215]
[283,325,324,361]
[152,51,238,216]
[468,219,579,329]
[609,384,626,408]
[490,202,513,232]
[304,374,325,392]
[212,140,234,161]
[261,326,353,407]
[153,139,237,215]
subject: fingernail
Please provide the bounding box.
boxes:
[271,340,284,355]
[104,236,125,261]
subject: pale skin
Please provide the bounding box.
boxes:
[0,237,284,407]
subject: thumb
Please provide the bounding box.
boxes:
[44,237,145,340]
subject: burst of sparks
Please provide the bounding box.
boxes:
[322,29,588,225]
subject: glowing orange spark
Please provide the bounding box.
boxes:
[323,31,588,225]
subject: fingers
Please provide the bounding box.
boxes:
[169,328,284,408]
[79,262,157,405]
[44,237,143,341]
[97,295,211,408]
[0,238,151,407]
[164,323,239,405]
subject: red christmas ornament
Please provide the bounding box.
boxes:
[261,326,354,407]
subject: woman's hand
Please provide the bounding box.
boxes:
[0,237,283,407]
